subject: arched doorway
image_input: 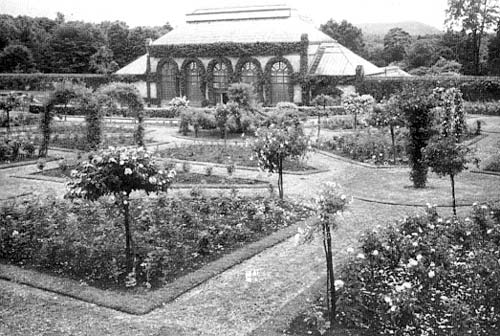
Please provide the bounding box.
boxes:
[270,61,291,105]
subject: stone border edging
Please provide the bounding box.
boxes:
[159,158,328,176]
[316,149,407,170]
[353,195,500,208]
[470,169,500,177]
[0,157,59,170]
[0,219,306,315]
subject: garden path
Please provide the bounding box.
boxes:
[1,121,499,335]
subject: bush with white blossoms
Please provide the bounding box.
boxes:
[335,202,500,335]
[66,146,176,277]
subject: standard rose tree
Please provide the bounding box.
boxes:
[66,146,175,273]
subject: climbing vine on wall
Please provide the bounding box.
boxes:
[150,42,303,58]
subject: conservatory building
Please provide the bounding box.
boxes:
[115,4,384,106]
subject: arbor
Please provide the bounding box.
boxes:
[397,85,436,188]
[0,44,36,72]
[251,124,309,199]
[98,83,145,146]
[66,147,175,272]
[383,28,412,63]
[446,0,500,75]
[320,19,365,54]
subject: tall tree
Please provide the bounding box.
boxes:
[487,22,500,74]
[125,26,161,64]
[446,0,500,75]
[90,46,119,74]
[383,27,412,63]
[105,21,130,67]
[0,44,36,72]
[319,19,365,54]
[407,38,439,68]
[46,22,105,73]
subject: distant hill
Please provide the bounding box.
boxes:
[356,21,443,37]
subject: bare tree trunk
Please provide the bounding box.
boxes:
[323,221,336,326]
[451,174,457,216]
[278,155,284,199]
[390,125,397,165]
[123,199,133,272]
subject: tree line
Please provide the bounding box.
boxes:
[0,12,171,74]
[320,0,500,76]
[1,0,499,76]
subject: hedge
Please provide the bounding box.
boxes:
[463,101,500,116]
[356,76,500,102]
[0,73,109,91]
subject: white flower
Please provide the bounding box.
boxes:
[371,250,379,256]
[138,163,144,168]
[481,205,488,210]
[334,279,345,290]
[108,157,116,163]
[12,230,19,236]
[412,242,418,247]
[402,282,412,289]
[428,270,435,278]
[384,296,392,304]
[148,176,157,184]
[120,160,125,165]
[407,258,418,267]
[487,229,493,235]
[124,168,133,175]
[123,200,128,205]
[416,254,423,261]
[346,247,354,254]
[356,253,365,260]
[340,194,346,200]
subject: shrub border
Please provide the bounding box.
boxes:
[0,217,310,315]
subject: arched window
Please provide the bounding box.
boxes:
[159,62,177,103]
[240,62,259,88]
[185,61,204,105]
[270,61,291,105]
[213,62,229,104]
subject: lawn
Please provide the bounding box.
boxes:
[157,143,315,171]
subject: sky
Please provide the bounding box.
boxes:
[1,0,449,29]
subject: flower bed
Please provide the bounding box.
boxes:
[0,136,37,163]
[157,143,315,171]
[317,129,408,166]
[286,203,500,335]
[0,195,312,290]
[37,165,265,185]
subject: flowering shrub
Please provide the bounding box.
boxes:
[342,93,375,130]
[317,129,408,165]
[251,124,309,199]
[0,195,312,288]
[66,146,175,275]
[336,203,500,335]
[0,137,37,162]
